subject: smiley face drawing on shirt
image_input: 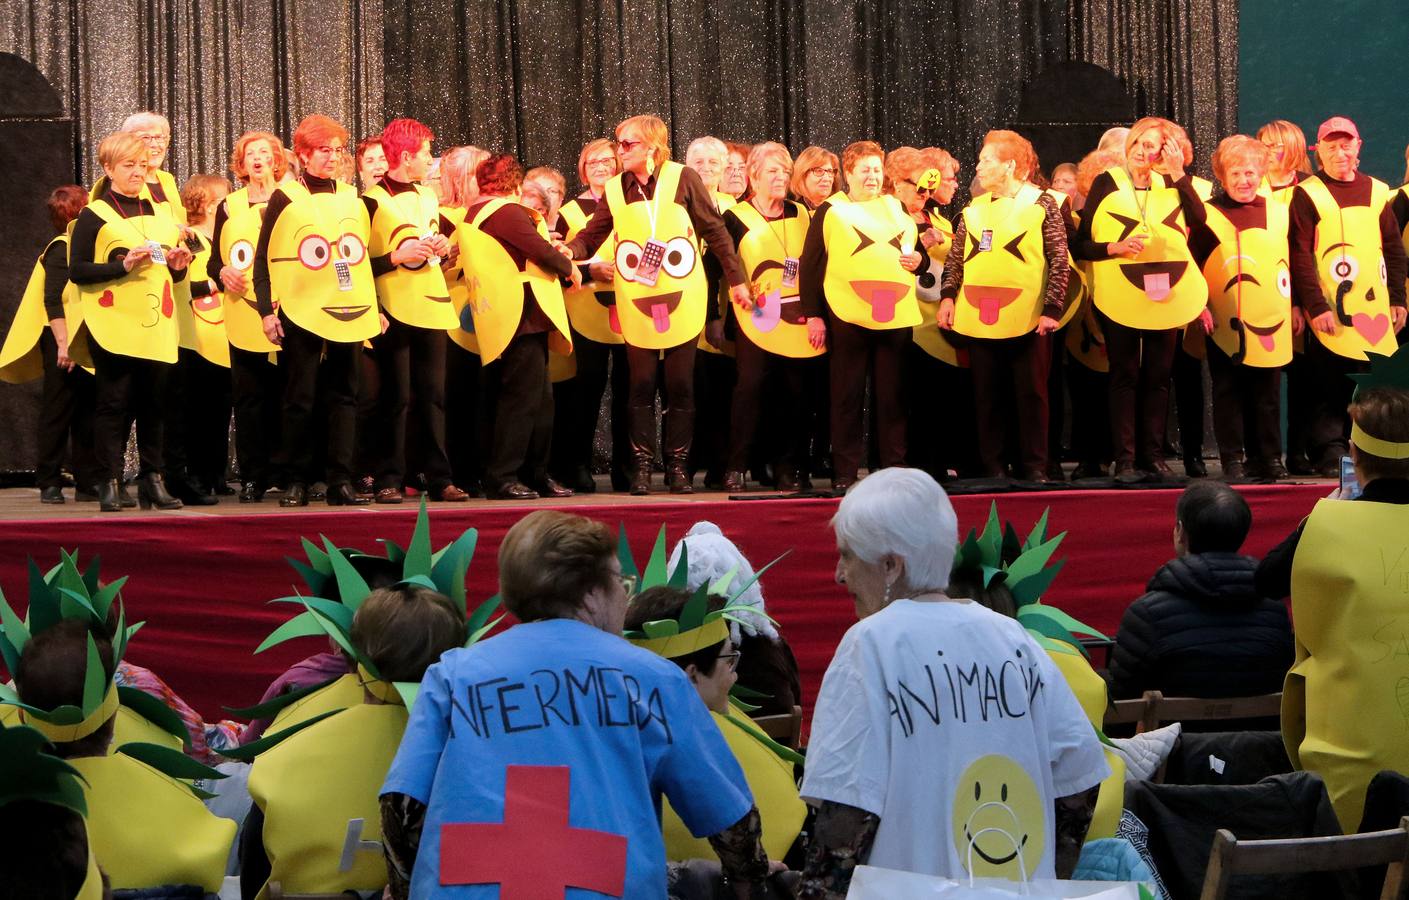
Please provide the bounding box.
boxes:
[951,754,1046,879]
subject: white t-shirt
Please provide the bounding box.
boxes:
[800,599,1108,881]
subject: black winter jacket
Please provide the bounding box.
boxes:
[1108,552,1294,701]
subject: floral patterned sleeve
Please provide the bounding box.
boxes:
[380,791,427,900]
[797,801,881,899]
[706,805,772,889]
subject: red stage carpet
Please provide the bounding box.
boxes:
[0,484,1325,724]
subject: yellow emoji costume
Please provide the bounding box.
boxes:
[219,189,278,353]
[89,169,186,224]
[74,199,182,364]
[822,194,921,329]
[266,180,379,343]
[455,197,572,364]
[604,161,707,349]
[175,231,231,367]
[441,205,481,355]
[912,207,968,366]
[1200,202,1293,367]
[953,184,1050,339]
[558,198,624,345]
[0,235,80,383]
[364,183,457,329]
[1089,168,1208,330]
[1298,177,1397,359]
[729,201,821,358]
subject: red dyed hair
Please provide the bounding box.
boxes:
[47,185,86,232]
[475,154,524,196]
[292,115,349,159]
[381,118,434,168]
[229,130,288,182]
[982,129,1038,181]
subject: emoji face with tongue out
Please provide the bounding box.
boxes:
[951,189,1050,339]
[76,209,182,364]
[1314,243,1397,360]
[1199,202,1292,367]
[819,194,922,330]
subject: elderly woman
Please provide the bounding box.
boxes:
[114,111,183,223]
[356,137,387,191]
[69,132,193,512]
[523,165,567,237]
[790,146,840,210]
[549,139,631,493]
[798,469,1107,895]
[438,146,490,493]
[209,130,287,502]
[799,141,925,491]
[1185,136,1291,481]
[1074,117,1208,483]
[566,115,751,495]
[723,142,751,201]
[1257,120,1312,203]
[686,136,736,211]
[938,130,1069,482]
[379,509,775,899]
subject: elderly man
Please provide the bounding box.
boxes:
[799,468,1107,896]
[1287,116,1408,477]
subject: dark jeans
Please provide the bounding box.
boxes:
[272,315,359,487]
[36,330,101,490]
[1207,343,1283,465]
[481,332,552,488]
[165,347,232,486]
[829,318,908,480]
[91,341,171,481]
[230,345,283,487]
[1101,312,1178,466]
[967,331,1052,476]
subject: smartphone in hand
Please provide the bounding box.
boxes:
[1340,455,1362,500]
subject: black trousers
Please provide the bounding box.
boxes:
[804,354,831,475]
[353,347,380,480]
[36,330,101,490]
[829,318,908,480]
[1172,341,1206,461]
[1284,350,1314,466]
[369,319,452,491]
[273,315,359,486]
[481,332,552,488]
[1047,346,1067,470]
[230,346,283,487]
[549,330,629,483]
[1206,343,1283,465]
[904,342,978,479]
[1067,361,1112,469]
[90,341,171,481]
[1101,313,1178,467]
[1302,333,1363,466]
[728,329,810,473]
[690,349,734,478]
[445,340,483,489]
[967,331,1052,477]
[165,348,232,487]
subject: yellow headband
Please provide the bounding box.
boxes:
[628,617,730,660]
[357,664,405,706]
[21,687,120,743]
[1351,423,1409,460]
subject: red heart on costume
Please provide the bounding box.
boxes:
[161,282,174,318]
[1352,311,1388,345]
[99,290,114,307]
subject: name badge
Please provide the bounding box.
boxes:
[977,229,993,253]
[145,240,167,266]
[335,260,353,291]
[782,257,800,288]
[422,230,441,269]
[635,238,667,288]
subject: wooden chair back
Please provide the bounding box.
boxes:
[1199,816,1409,900]
[1104,691,1282,735]
[751,705,804,750]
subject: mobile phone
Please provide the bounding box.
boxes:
[1339,455,1362,499]
[185,234,203,253]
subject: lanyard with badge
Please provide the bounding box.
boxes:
[755,199,799,288]
[1126,170,1166,258]
[976,183,1039,253]
[302,176,354,291]
[108,190,166,265]
[634,175,669,287]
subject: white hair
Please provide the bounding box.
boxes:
[667,521,777,641]
[686,136,728,164]
[121,111,170,135]
[1097,127,1129,153]
[830,468,958,594]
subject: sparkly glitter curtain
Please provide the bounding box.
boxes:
[1068,0,1238,172]
[0,0,383,185]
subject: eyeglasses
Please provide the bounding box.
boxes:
[617,573,639,595]
[135,131,169,145]
[585,157,617,169]
[616,139,644,152]
[717,651,741,671]
[314,146,347,157]
[807,167,837,178]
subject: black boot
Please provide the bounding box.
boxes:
[98,479,123,513]
[137,473,183,510]
[629,405,656,496]
[664,405,695,495]
[117,482,138,508]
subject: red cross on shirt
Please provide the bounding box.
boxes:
[440,765,629,899]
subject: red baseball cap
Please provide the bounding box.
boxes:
[1317,116,1360,142]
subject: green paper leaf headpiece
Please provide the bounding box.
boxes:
[0,722,90,817]
[1349,344,1409,398]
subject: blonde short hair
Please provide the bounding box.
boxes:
[1125,117,1177,161]
[1257,120,1312,178]
[615,115,671,170]
[440,146,490,208]
[686,136,728,165]
[97,132,148,170]
[746,141,792,181]
[1211,135,1272,184]
[525,165,566,194]
[790,145,839,200]
[576,138,619,187]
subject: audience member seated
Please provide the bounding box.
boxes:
[1109,482,1293,708]
[625,584,807,864]
[799,469,1107,897]
[14,619,234,893]
[378,509,776,899]
[667,521,803,716]
[1273,359,1409,832]
[242,583,467,899]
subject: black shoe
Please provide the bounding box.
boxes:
[1017,468,1053,484]
[328,482,371,506]
[1146,459,1176,481]
[40,486,65,504]
[568,466,597,494]
[832,474,856,494]
[1070,462,1105,481]
[722,470,746,493]
[1248,458,1288,482]
[532,478,574,499]
[1184,457,1208,478]
[630,468,652,496]
[75,486,98,502]
[703,470,726,492]
[375,486,405,504]
[280,483,309,507]
[170,475,218,506]
[1113,461,1145,484]
[239,482,265,503]
[137,473,183,510]
[355,475,376,497]
[488,482,539,500]
[117,482,137,508]
[1286,455,1317,476]
[1221,459,1248,482]
[213,480,236,496]
[308,481,328,501]
[98,479,123,512]
[1314,457,1342,479]
[775,466,799,492]
[666,462,693,495]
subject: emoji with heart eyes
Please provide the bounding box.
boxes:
[821,194,921,330]
[1089,168,1208,330]
[266,180,380,343]
[1297,177,1398,360]
[76,201,182,364]
[729,200,821,358]
[1199,202,1292,368]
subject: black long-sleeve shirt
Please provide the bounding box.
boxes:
[1072,170,1207,262]
[565,165,747,288]
[796,199,931,319]
[1287,171,1407,318]
[1186,193,1271,267]
[69,194,188,286]
[940,191,1069,319]
[41,239,68,320]
[253,174,338,317]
